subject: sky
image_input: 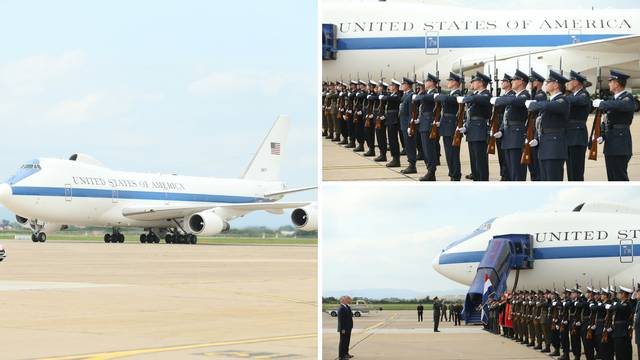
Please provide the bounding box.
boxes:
[324,0,640,9]
[0,0,317,227]
[322,184,640,296]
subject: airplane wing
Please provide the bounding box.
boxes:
[264,186,317,198]
[122,201,311,221]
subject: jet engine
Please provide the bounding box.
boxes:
[291,205,317,231]
[15,215,66,233]
[185,212,230,236]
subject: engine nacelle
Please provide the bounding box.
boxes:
[15,216,66,233]
[185,212,230,236]
[291,204,317,231]
[15,215,30,228]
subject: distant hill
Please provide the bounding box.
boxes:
[324,288,467,300]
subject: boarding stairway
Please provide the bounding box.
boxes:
[462,234,534,325]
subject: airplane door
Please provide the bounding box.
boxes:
[164,191,170,205]
[620,239,633,263]
[425,31,439,55]
[112,189,119,203]
[64,184,72,202]
[568,29,582,44]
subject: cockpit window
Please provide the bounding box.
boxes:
[20,164,41,169]
[6,159,42,185]
[475,218,494,232]
[442,217,496,252]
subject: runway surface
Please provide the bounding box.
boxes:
[322,310,636,359]
[0,240,317,360]
[322,114,640,181]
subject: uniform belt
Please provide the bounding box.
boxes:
[542,128,563,134]
[469,116,487,121]
[507,121,525,126]
[443,112,456,117]
[610,124,630,129]
[568,119,586,124]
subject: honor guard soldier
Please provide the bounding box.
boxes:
[634,285,640,359]
[534,290,544,350]
[565,71,591,181]
[374,81,389,163]
[337,82,349,144]
[353,80,368,152]
[322,82,328,137]
[581,287,597,360]
[433,297,442,332]
[344,81,358,148]
[325,82,338,140]
[381,79,403,167]
[559,288,572,360]
[526,70,570,181]
[551,290,563,356]
[540,289,552,353]
[598,288,615,360]
[570,288,583,360]
[364,80,379,157]
[414,73,440,181]
[611,286,635,360]
[497,73,515,180]
[592,70,636,181]
[436,72,463,181]
[399,77,417,174]
[457,71,492,181]
[528,71,547,180]
[492,69,530,181]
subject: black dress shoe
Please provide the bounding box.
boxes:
[353,145,364,152]
[465,173,474,180]
[363,150,375,157]
[550,349,560,356]
[374,155,387,162]
[331,136,340,142]
[386,158,400,167]
[345,141,356,148]
[541,347,550,353]
[401,165,417,174]
[338,139,348,145]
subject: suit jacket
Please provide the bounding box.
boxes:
[337,304,353,332]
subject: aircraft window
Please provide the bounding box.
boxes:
[573,203,585,212]
[476,218,495,232]
[19,164,41,169]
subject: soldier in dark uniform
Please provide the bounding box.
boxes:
[344,80,358,148]
[322,82,328,137]
[540,289,552,353]
[417,303,424,322]
[598,288,614,360]
[526,70,570,181]
[551,290,563,356]
[569,288,583,360]
[493,69,529,181]
[374,81,389,162]
[436,72,463,181]
[592,70,635,181]
[496,73,515,180]
[337,296,354,360]
[528,71,546,180]
[458,71,492,181]
[399,77,417,174]
[528,291,537,348]
[337,82,350,144]
[414,73,440,181]
[580,287,597,360]
[558,288,572,360]
[363,80,379,157]
[565,70,591,181]
[333,82,346,143]
[612,286,635,360]
[433,297,442,332]
[382,80,403,167]
[353,80,368,152]
[534,290,544,350]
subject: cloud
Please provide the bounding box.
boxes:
[540,187,640,212]
[46,94,100,124]
[188,71,312,97]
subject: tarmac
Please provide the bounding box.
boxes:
[322,114,640,181]
[0,240,317,360]
[322,310,636,359]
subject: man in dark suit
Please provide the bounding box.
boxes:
[417,303,424,322]
[337,296,354,360]
[433,297,442,332]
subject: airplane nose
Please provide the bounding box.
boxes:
[0,183,12,203]
[432,253,442,274]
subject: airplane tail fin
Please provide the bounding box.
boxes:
[242,115,290,182]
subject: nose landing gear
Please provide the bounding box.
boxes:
[31,232,47,243]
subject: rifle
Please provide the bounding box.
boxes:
[586,302,596,340]
[375,78,386,130]
[452,60,465,147]
[602,303,612,344]
[588,63,603,161]
[521,60,537,165]
[430,61,441,140]
[409,70,418,138]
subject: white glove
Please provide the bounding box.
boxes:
[597,137,604,144]
[378,95,384,100]
[591,325,597,330]
[380,116,386,120]
[576,322,581,326]
[592,99,603,108]
[407,128,412,135]
[458,126,467,134]
[434,121,440,127]
[346,110,352,114]
[456,96,465,104]
[339,92,344,96]
[434,93,440,100]
[357,111,362,115]
[412,94,417,100]
[414,118,420,124]
[605,304,611,310]
[493,131,503,139]
[529,139,538,147]
[607,327,613,332]
[525,100,536,109]
[490,97,497,105]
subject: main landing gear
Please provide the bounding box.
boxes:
[31,232,47,243]
[104,228,125,243]
[140,231,160,244]
[165,233,197,244]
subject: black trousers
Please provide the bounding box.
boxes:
[418,312,423,322]
[598,333,614,360]
[468,141,489,181]
[581,324,595,360]
[504,148,527,181]
[605,155,631,181]
[365,122,376,151]
[347,117,355,143]
[560,326,570,354]
[571,326,582,357]
[376,123,387,155]
[340,118,348,141]
[614,336,632,360]
[420,131,438,173]
[497,139,507,179]
[540,159,564,181]
[567,145,586,181]
[528,146,540,181]
[387,123,401,158]
[402,126,417,164]
[434,314,440,331]
[443,136,461,180]
[339,329,352,358]
[355,116,365,146]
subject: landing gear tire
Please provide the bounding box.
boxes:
[32,234,38,242]
[165,234,173,244]
[37,233,47,242]
[104,234,112,243]
[117,233,125,243]
[188,234,197,244]
[178,234,186,244]
[140,234,147,243]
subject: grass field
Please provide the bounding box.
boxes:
[322,303,434,311]
[0,233,317,245]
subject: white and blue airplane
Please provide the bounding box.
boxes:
[323,1,640,91]
[0,116,317,244]
[432,202,638,321]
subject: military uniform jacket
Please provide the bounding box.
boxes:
[346,91,357,115]
[601,90,635,156]
[382,91,402,125]
[565,88,591,147]
[399,90,414,130]
[433,301,442,315]
[463,89,491,142]
[355,90,367,115]
[497,89,515,128]
[366,93,379,119]
[414,88,437,132]
[528,92,570,160]
[328,91,339,114]
[337,304,353,332]
[634,300,640,344]
[611,299,633,338]
[496,89,529,150]
[436,89,462,137]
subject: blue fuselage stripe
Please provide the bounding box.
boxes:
[337,34,629,50]
[10,186,263,204]
[439,244,639,264]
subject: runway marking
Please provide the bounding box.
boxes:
[233,290,317,307]
[35,333,316,360]
[0,281,126,292]
[201,350,298,358]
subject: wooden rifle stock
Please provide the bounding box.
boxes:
[487,106,503,154]
[602,306,612,344]
[586,308,596,340]
[365,96,374,128]
[588,109,603,160]
[337,96,345,121]
[452,103,465,147]
[521,111,535,165]
[430,100,441,140]
[375,98,385,130]
[409,97,418,138]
